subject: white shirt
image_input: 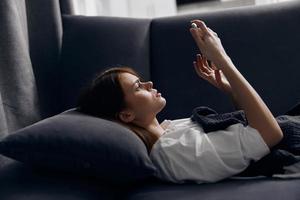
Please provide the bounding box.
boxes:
[149,118,270,184]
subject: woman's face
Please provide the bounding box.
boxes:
[118,72,166,122]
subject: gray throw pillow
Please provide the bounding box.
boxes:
[0,109,157,184]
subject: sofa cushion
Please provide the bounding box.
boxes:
[0,158,118,200]
[127,178,300,200]
[0,109,156,184]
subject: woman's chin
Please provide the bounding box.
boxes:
[159,97,167,110]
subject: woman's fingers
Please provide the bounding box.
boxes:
[194,60,219,89]
[197,54,212,74]
[193,61,209,79]
[190,27,205,39]
[191,20,210,35]
[196,53,202,63]
[196,54,208,73]
[210,62,218,70]
[215,69,222,84]
[202,56,209,68]
[193,61,207,76]
[190,19,210,48]
[190,28,205,48]
[202,55,216,73]
[208,28,218,37]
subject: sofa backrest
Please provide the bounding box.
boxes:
[57,1,300,121]
[151,1,300,120]
[59,15,152,111]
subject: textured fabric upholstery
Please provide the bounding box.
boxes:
[1,1,300,200]
[59,15,151,110]
[59,0,75,15]
[0,160,118,200]
[0,109,156,184]
[127,178,300,200]
[151,1,300,121]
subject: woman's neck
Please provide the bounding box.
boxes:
[147,119,166,138]
[125,117,166,153]
[135,117,165,138]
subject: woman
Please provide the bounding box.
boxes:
[78,20,283,184]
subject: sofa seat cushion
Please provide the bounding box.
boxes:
[126,178,300,200]
[0,156,118,200]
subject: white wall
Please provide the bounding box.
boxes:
[72,0,295,17]
[72,0,177,18]
[255,0,293,5]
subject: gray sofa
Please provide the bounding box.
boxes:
[1,0,300,199]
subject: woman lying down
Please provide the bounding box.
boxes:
[77,20,300,184]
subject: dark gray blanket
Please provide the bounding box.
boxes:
[191,102,300,176]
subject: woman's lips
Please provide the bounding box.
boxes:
[152,89,161,97]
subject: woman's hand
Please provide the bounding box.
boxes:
[190,20,227,66]
[193,54,232,95]
[191,21,283,148]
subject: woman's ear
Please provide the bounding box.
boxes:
[118,110,135,123]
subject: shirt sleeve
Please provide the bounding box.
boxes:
[236,124,270,161]
[150,123,270,184]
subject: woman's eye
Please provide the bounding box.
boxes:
[136,82,141,90]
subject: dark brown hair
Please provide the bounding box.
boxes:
[77,66,157,153]
[78,67,139,120]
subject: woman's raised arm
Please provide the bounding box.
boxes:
[190,20,283,148]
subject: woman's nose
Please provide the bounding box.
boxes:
[145,81,153,89]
